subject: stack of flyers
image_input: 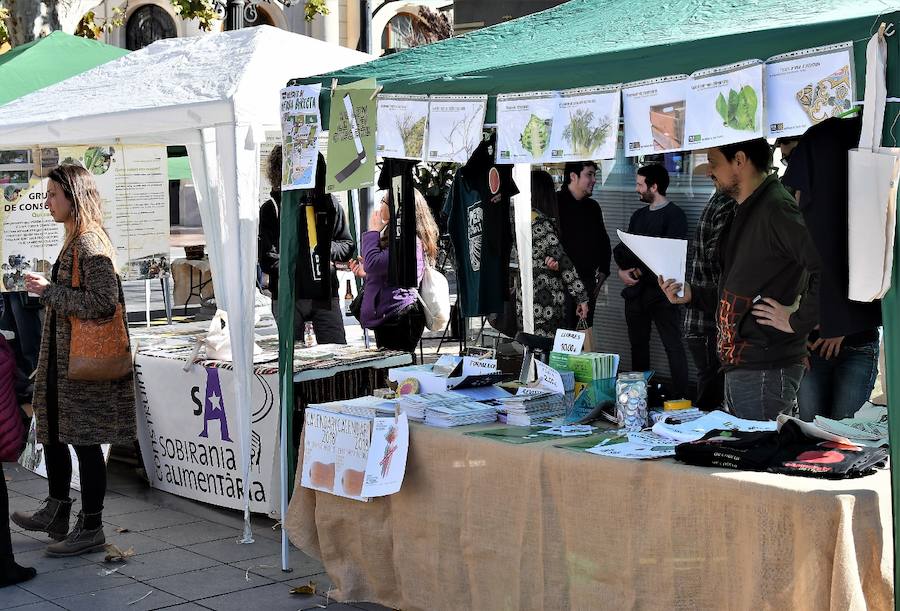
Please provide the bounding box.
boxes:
[306,396,398,419]
[649,408,705,425]
[395,392,469,422]
[425,401,498,427]
[498,392,568,426]
[651,410,776,443]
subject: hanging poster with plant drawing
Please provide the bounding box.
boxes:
[496,90,558,164]
[376,94,429,160]
[765,42,855,138]
[280,84,321,191]
[426,95,487,163]
[622,75,689,157]
[683,60,764,150]
[548,84,621,162]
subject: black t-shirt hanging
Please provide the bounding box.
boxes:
[378,158,418,288]
[295,191,335,301]
[443,136,519,317]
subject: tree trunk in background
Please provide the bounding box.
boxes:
[5,0,98,46]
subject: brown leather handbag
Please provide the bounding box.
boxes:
[67,246,133,381]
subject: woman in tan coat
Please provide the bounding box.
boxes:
[11,164,135,556]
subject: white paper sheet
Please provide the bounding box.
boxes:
[361,413,409,497]
[616,230,688,296]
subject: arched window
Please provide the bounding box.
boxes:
[244,5,275,28]
[125,5,177,51]
[381,12,427,51]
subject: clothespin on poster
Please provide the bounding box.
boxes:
[878,22,895,40]
[369,85,384,101]
[330,78,338,97]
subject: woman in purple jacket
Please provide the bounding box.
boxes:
[350,189,439,353]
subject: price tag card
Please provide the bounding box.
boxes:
[553,329,585,355]
[515,386,549,397]
[535,359,565,394]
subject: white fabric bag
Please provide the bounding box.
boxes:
[848,30,900,302]
[417,264,451,332]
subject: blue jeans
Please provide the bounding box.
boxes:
[724,364,805,421]
[798,340,879,421]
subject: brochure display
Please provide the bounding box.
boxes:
[280,84,322,190]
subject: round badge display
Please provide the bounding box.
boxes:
[488,167,500,195]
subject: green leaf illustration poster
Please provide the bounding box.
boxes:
[683,60,764,150]
[325,78,377,193]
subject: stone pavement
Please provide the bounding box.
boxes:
[3,461,392,611]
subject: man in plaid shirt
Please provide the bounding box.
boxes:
[684,191,735,410]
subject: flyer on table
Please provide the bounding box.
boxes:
[426,95,487,163]
[280,84,321,191]
[376,94,429,160]
[496,90,559,164]
[765,42,854,138]
[548,85,621,162]
[325,79,377,193]
[683,60,764,150]
[622,76,689,157]
[301,408,372,502]
[361,413,410,497]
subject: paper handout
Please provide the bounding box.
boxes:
[616,230,687,297]
[362,413,410,497]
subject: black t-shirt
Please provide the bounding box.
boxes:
[378,158,419,289]
[443,138,518,317]
[782,116,882,341]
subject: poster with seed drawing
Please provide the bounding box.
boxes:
[426,95,487,163]
[622,76,689,157]
[376,94,429,160]
[496,90,559,164]
[683,60,764,150]
[765,42,854,138]
[547,84,621,162]
[280,84,321,191]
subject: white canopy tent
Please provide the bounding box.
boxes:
[0,26,371,549]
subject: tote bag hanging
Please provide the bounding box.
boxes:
[416,263,451,332]
[67,246,133,381]
[848,28,900,302]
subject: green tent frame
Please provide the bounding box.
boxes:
[280,1,900,601]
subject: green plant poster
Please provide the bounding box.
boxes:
[375,94,429,161]
[325,78,377,193]
[683,60,764,150]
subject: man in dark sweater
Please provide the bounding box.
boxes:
[557,161,611,329]
[614,164,689,399]
[659,139,821,421]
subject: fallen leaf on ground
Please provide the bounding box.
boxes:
[115,527,130,533]
[104,543,136,563]
[289,581,317,595]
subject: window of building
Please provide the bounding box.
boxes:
[381,12,427,51]
[126,5,177,51]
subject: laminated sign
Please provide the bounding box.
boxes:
[326,79,377,193]
[426,95,487,163]
[765,42,855,138]
[622,76,689,157]
[280,84,321,190]
[376,94,429,160]
[683,60,764,149]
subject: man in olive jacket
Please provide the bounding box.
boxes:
[659,138,821,421]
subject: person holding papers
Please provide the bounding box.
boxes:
[613,164,689,400]
[515,170,589,338]
[658,139,821,421]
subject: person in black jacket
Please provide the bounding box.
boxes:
[258,147,356,343]
[557,161,611,329]
[659,139,821,421]
[614,164,689,399]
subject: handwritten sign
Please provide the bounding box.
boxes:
[535,359,565,394]
[553,329,585,355]
[301,408,372,502]
[461,357,497,377]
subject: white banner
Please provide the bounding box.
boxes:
[622,76,689,157]
[280,84,322,190]
[134,354,280,515]
[765,42,855,138]
[549,85,621,162]
[426,95,487,163]
[684,61,764,150]
[301,408,372,502]
[376,94,429,160]
[496,90,558,164]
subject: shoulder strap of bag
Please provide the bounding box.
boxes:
[860,31,888,151]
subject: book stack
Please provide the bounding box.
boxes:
[424,400,498,427]
[498,392,568,426]
[549,352,619,397]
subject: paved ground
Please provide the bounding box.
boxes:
[4,461,390,610]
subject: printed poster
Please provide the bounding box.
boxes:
[765,42,855,138]
[496,90,558,164]
[684,60,764,150]
[280,84,321,190]
[57,145,171,282]
[361,413,409,497]
[426,95,487,163]
[548,85,621,162]
[301,407,372,502]
[19,418,110,492]
[259,130,282,204]
[376,94,429,160]
[622,76,689,156]
[132,354,281,515]
[325,79,376,193]
[0,175,59,291]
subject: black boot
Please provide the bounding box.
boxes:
[45,511,105,557]
[0,556,36,587]
[10,496,73,541]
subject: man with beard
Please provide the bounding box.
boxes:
[613,163,689,399]
[658,139,821,421]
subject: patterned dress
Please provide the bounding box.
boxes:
[516,211,588,338]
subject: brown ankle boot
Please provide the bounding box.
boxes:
[45,511,105,557]
[10,497,73,541]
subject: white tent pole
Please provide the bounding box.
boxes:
[512,163,533,333]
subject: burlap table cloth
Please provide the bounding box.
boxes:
[285,423,893,610]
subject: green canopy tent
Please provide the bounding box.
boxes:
[280,0,900,597]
